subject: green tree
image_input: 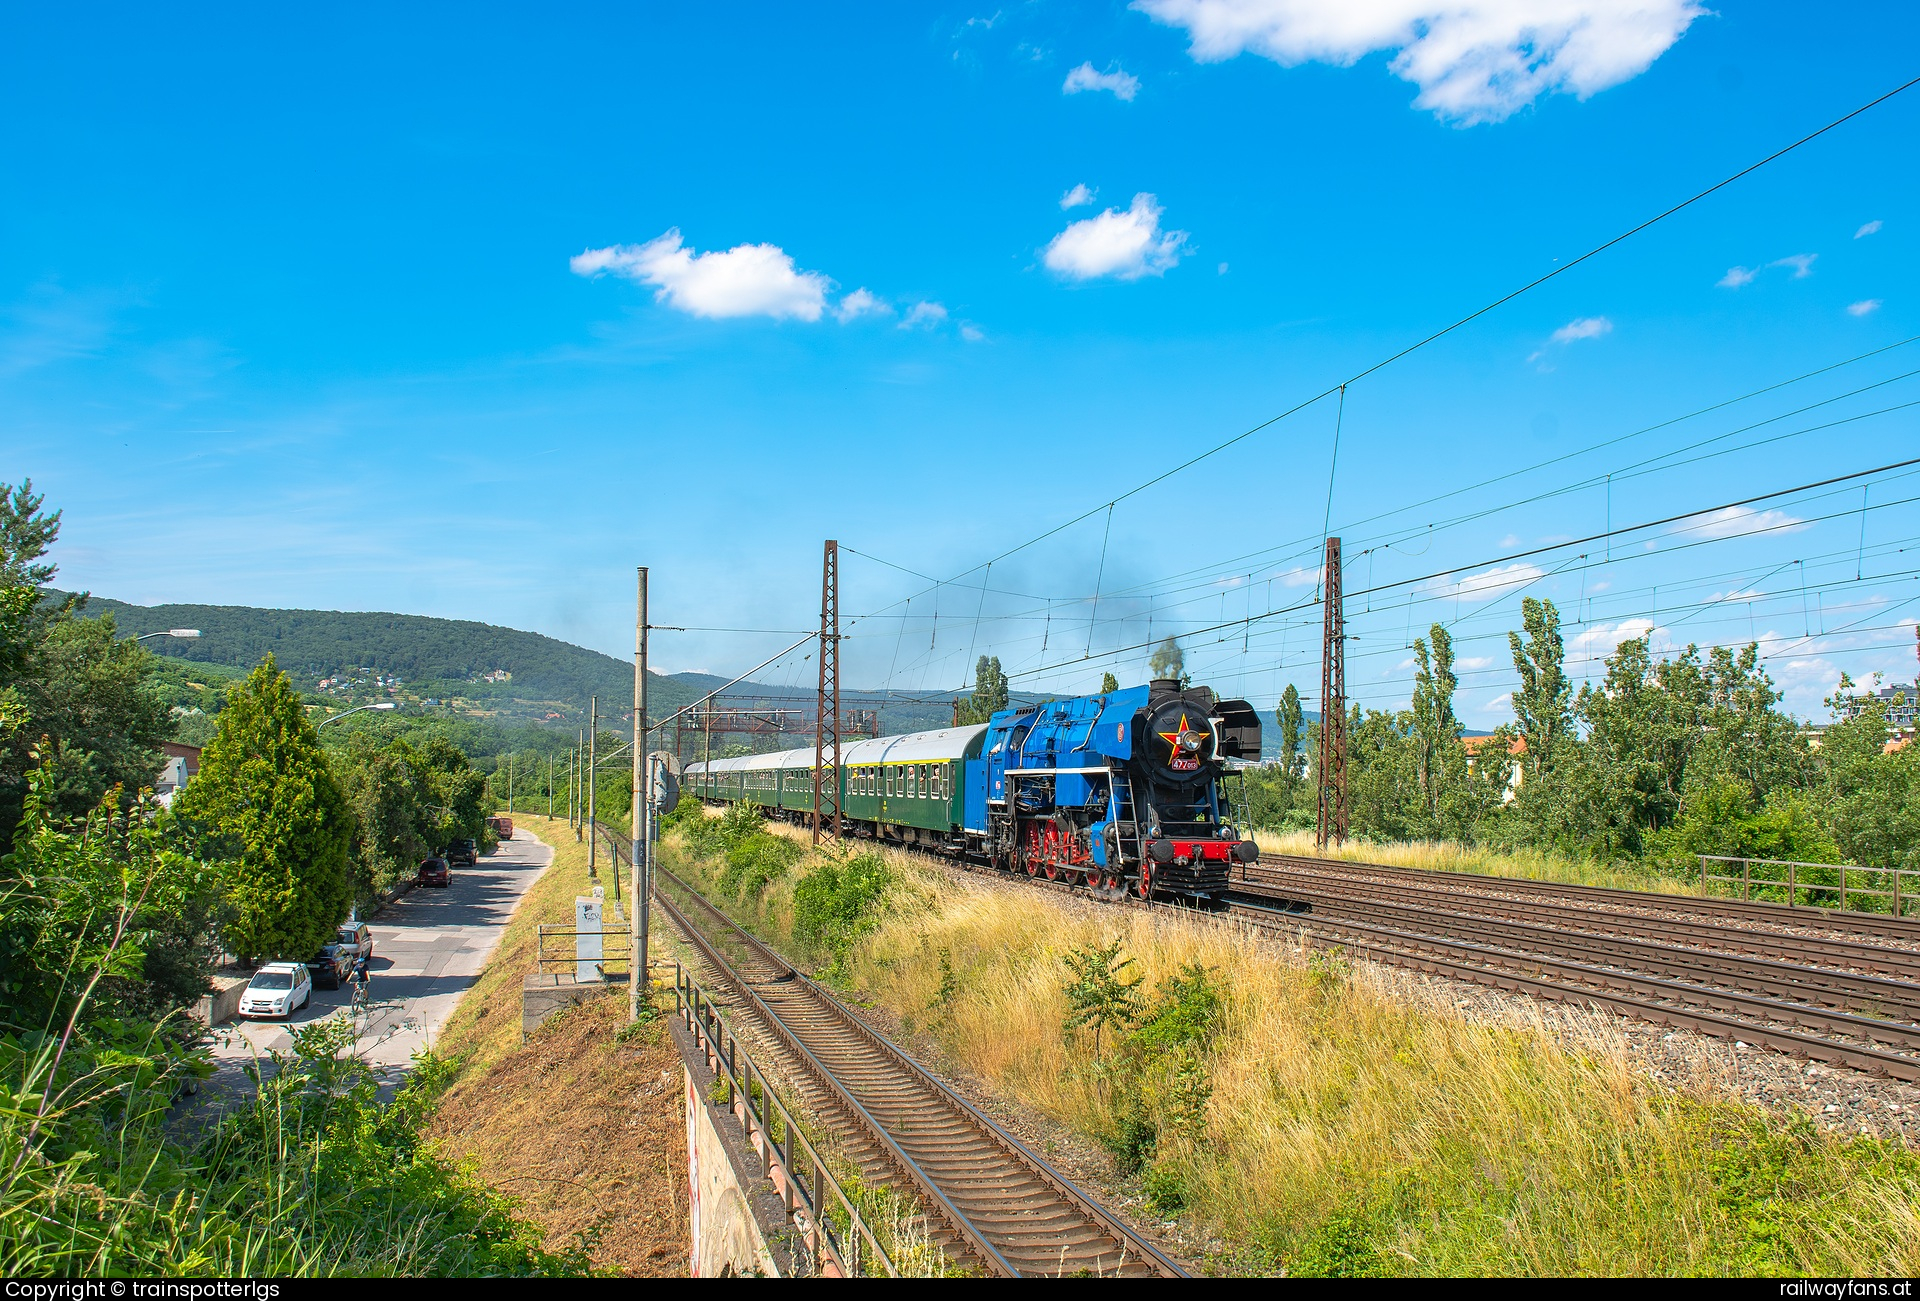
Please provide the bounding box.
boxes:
[1507,598,1570,779]
[1816,681,1920,876]
[175,656,351,963]
[0,482,173,851]
[419,737,491,845]
[1147,637,1187,685]
[1100,672,1120,694]
[1409,624,1463,822]
[1276,684,1305,784]
[1569,638,1812,857]
[333,735,435,909]
[20,615,173,825]
[956,655,1009,725]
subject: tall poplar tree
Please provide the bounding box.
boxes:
[176,655,351,963]
[1411,623,1462,815]
[1508,598,1571,778]
[1276,684,1304,785]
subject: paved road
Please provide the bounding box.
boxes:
[208,830,553,1088]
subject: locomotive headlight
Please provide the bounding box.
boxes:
[1178,730,1205,754]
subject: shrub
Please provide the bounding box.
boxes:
[791,852,894,963]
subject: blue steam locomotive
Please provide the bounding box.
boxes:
[684,677,1263,901]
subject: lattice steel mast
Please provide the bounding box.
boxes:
[813,539,842,843]
[1316,536,1349,848]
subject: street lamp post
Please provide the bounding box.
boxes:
[132,629,202,642]
[317,702,397,729]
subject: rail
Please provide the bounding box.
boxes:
[1699,855,1917,918]
[674,959,896,1278]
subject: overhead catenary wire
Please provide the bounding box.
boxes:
[997,457,1920,684]
[847,77,1920,630]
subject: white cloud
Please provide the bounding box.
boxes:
[571,230,829,321]
[1855,220,1883,239]
[1133,0,1704,124]
[1217,262,1229,274]
[1481,693,1513,715]
[964,11,1002,29]
[1570,617,1655,664]
[835,288,890,323]
[1063,61,1141,100]
[1456,656,1495,670]
[1680,505,1809,541]
[1769,253,1817,279]
[1277,565,1319,587]
[1551,315,1613,343]
[1060,183,1097,209]
[1718,265,1757,289]
[960,322,986,342]
[1848,299,1883,318]
[900,301,949,330]
[1044,193,1190,281]
[1428,561,1546,602]
[1499,533,1521,548]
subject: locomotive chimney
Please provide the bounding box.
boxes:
[1149,677,1181,694]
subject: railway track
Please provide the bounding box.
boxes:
[649,859,1184,1279]
[1255,852,1920,944]
[1243,858,1920,979]
[1238,854,1920,1083]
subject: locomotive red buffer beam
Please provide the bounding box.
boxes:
[1147,839,1260,866]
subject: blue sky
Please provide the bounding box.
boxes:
[5,2,1917,722]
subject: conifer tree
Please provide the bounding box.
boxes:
[177,655,351,963]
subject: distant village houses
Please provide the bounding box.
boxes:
[1463,735,1527,803]
[154,741,201,808]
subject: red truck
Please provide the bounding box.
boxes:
[489,815,514,841]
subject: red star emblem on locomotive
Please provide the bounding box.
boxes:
[1158,712,1203,771]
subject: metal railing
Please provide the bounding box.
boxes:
[533,924,633,976]
[674,961,896,1278]
[1699,855,1918,918]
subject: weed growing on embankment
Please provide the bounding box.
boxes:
[666,808,1919,1276]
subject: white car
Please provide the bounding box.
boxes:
[239,962,313,1020]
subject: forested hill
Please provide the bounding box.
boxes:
[61,591,662,709]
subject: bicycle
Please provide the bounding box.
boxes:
[350,976,372,1015]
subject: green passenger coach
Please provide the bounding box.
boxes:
[685,724,989,849]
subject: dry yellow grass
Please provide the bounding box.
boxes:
[1254,828,1700,896]
[670,826,1920,1276]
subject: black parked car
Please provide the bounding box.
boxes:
[307,943,353,990]
[417,857,451,888]
[445,837,478,866]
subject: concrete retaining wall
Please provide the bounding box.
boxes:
[521,972,628,1039]
[669,1017,799,1277]
[194,973,249,1028]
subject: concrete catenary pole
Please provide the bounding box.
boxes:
[587,697,597,878]
[631,567,648,1024]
